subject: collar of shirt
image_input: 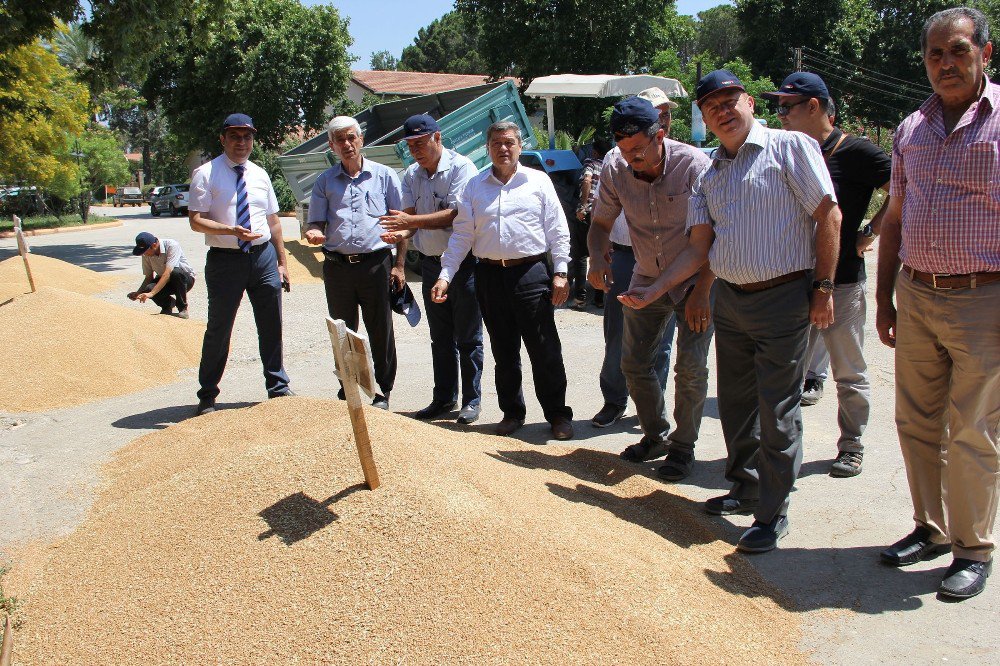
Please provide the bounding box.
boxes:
[427,147,454,177]
[222,155,248,170]
[919,77,998,138]
[331,158,374,181]
[712,120,767,164]
[485,161,526,187]
[820,127,843,153]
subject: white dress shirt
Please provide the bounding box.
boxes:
[439,163,570,283]
[189,154,279,249]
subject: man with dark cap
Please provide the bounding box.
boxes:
[378,114,484,424]
[635,70,841,552]
[765,71,891,478]
[188,113,293,415]
[587,95,714,483]
[127,231,196,319]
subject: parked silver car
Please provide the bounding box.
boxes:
[150,184,190,216]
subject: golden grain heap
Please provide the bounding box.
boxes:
[0,254,123,303]
[12,398,805,665]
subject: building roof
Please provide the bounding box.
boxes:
[351,70,504,96]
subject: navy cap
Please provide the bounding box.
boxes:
[390,282,422,327]
[132,231,157,256]
[610,97,661,137]
[763,72,831,100]
[695,70,746,105]
[402,114,440,140]
[221,113,257,133]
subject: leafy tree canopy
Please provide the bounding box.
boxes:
[399,10,487,74]
[370,50,400,71]
[0,0,79,53]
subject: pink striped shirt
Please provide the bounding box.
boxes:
[890,79,1000,274]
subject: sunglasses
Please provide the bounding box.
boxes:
[775,99,810,116]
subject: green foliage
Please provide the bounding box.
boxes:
[78,126,132,189]
[253,146,297,212]
[145,0,353,153]
[0,40,89,194]
[0,0,79,53]
[0,213,86,232]
[370,50,400,71]
[695,5,742,62]
[399,11,487,74]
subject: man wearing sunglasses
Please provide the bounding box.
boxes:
[764,72,891,479]
[633,70,842,553]
[305,115,406,410]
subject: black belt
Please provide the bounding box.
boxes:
[477,253,546,267]
[323,248,390,264]
[210,244,268,255]
[612,242,633,253]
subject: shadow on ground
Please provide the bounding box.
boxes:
[257,483,366,546]
[112,401,256,429]
[0,243,134,272]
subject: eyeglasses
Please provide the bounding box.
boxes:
[776,99,810,116]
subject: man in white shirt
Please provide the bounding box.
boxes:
[188,113,293,416]
[127,231,196,319]
[430,121,574,440]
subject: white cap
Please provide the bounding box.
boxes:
[637,87,678,110]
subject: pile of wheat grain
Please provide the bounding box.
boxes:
[0,254,122,303]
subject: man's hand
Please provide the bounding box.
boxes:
[380,229,414,244]
[810,291,834,329]
[390,265,406,292]
[551,274,569,306]
[587,251,613,292]
[856,231,876,257]
[304,229,325,245]
[379,210,416,232]
[575,209,586,221]
[278,265,290,292]
[619,286,654,309]
[431,278,450,303]
[876,301,897,348]
[127,291,139,301]
[137,292,150,303]
[234,225,263,242]
[684,289,712,333]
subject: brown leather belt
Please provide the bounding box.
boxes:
[477,253,546,267]
[903,264,1000,290]
[727,270,808,294]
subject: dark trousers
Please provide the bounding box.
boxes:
[143,271,195,311]
[198,244,289,401]
[568,217,589,302]
[421,254,483,407]
[475,258,572,422]
[714,275,811,523]
[322,250,396,397]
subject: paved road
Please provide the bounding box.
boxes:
[1,206,997,664]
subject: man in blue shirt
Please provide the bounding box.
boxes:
[305,116,407,410]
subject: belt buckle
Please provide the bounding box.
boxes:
[931,273,953,289]
[500,258,510,267]
[348,254,361,264]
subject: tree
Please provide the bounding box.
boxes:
[370,50,399,71]
[0,40,89,197]
[399,11,487,74]
[78,127,132,190]
[144,0,353,153]
[696,5,742,62]
[0,0,78,53]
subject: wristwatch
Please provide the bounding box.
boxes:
[860,223,875,238]
[553,272,567,278]
[812,279,835,294]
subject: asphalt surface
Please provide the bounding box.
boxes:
[1,205,997,664]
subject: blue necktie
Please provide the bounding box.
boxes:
[233,164,251,252]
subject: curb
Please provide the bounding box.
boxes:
[0,219,123,239]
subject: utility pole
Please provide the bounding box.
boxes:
[795,47,803,72]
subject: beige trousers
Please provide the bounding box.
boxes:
[895,271,1000,562]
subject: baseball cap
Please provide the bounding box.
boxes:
[637,87,679,110]
[390,283,422,327]
[763,72,831,100]
[610,97,661,137]
[695,70,746,105]
[402,114,441,140]
[222,113,257,133]
[132,231,157,255]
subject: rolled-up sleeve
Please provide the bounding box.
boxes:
[385,171,403,211]
[591,161,623,228]
[401,168,416,210]
[264,174,279,215]
[447,161,477,209]
[784,133,837,215]
[189,169,212,213]
[439,183,476,283]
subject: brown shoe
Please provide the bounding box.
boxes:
[551,416,574,440]
[495,416,525,436]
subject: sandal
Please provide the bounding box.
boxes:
[656,451,694,482]
[619,439,668,463]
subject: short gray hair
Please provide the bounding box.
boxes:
[825,97,836,118]
[328,116,362,140]
[920,6,990,52]
[487,121,522,144]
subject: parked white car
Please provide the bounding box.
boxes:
[150,184,190,216]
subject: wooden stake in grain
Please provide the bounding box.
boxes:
[326,317,380,490]
[12,215,36,293]
[0,615,12,666]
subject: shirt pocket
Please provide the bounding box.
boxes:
[960,141,998,192]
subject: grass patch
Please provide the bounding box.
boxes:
[1,213,90,233]
[0,563,23,630]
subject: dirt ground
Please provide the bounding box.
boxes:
[0,206,997,664]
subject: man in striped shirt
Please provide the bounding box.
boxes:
[633,70,841,553]
[876,6,1000,600]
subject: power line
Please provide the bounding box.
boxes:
[802,62,928,104]
[801,46,932,94]
[822,79,917,117]
[801,53,932,99]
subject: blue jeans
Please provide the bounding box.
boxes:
[599,246,671,408]
[421,255,483,407]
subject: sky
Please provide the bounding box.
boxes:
[307,0,732,67]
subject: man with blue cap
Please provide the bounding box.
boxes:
[765,71,891,478]
[587,95,714,483]
[127,231,196,319]
[379,114,484,424]
[634,70,842,553]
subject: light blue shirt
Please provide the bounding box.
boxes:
[402,148,479,257]
[307,158,403,254]
[687,122,836,284]
[439,163,571,283]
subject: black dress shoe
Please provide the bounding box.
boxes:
[195,398,216,416]
[938,558,992,600]
[550,416,574,440]
[413,400,456,420]
[879,527,951,567]
[737,515,789,553]
[704,494,759,516]
[591,403,626,428]
[372,395,389,410]
[269,389,296,398]
[456,403,480,424]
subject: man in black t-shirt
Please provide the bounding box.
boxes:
[765,72,891,478]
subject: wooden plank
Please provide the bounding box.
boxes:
[326,317,380,490]
[344,328,377,399]
[12,215,35,293]
[0,614,12,666]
